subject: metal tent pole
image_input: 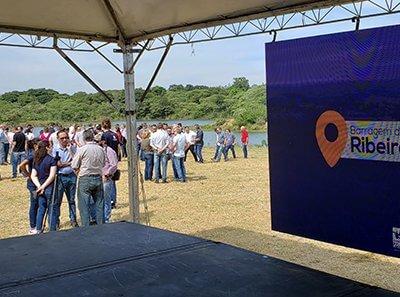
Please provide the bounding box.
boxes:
[122,44,140,223]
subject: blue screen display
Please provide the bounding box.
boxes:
[267,24,400,257]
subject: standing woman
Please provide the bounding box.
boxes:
[40,127,51,141]
[141,131,154,181]
[19,138,41,234]
[31,141,58,233]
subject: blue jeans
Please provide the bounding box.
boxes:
[242,144,248,158]
[77,175,104,227]
[57,173,77,223]
[173,156,186,182]
[154,151,167,182]
[216,145,226,161]
[4,143,9,163]
[225,144,236,159]
[29,190,39,229]
[169,154,178,179]
[36,186,58,232]
[195,144,204,162]
[0,142,5,164]
[12,151,26,177]
[144,153,154,180]
[104,178,116,222]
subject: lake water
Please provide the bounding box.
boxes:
[33,119,268,147]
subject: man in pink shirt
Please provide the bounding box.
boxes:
[95,133,118,223]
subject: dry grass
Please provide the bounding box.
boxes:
[0,147,399,292]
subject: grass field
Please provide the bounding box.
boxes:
[0,147,399,292]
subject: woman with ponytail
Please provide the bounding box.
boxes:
[31,141,58,233]
[19,138,41,235]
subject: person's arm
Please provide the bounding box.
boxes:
[36,166,57,195]
[233,135,237,146]
[31,168,41,189]
[150,138,158,151]
[71,149,82,176]
[10,141,16,154]
[19,159,30,178]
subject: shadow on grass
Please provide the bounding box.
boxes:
[186,175,207,182]
[191,226,371,264]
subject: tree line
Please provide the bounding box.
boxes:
[0,77,266,130]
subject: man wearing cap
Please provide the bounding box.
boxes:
[72,130,106,227]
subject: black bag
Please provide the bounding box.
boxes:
[112,169,121,181]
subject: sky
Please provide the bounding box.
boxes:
[0,13,399,95]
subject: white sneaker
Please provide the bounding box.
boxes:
[29,228,37,235]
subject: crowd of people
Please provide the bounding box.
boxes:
[0,121,250,235]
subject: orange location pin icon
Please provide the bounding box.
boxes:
[315,110,347,167]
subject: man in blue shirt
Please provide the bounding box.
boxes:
[54,130,78,228]
[214,128,227,162]
[224,129,237,160]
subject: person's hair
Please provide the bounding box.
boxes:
[27,138,41,151]
[102,118,112,129]
[142,131,150,139]
[184,126,189,129]
[43,127,49,133]
[157,123,163,129]
[227,129,231,133]
[57,130,68,138]
[34,141,50,164]
[83,129,94,142]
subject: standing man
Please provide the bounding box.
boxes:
[193,124,204,163]
[241,126,249,158]
[54,130,78,228]
[224,129,237,160]
[0,125,6,165]
[10,126,27,178]
[172,127,189,182]
[184,126,198,162]
[214,128,227,162]
[101,118,119,208]
[95,134,118,224]
[72,130,105,227]
[150,123,169,183]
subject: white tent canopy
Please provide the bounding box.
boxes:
[0,0,353,44]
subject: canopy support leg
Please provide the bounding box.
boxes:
[122,45,140,223]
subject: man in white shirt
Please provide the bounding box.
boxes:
[150,123,169,183]
[172,127,189,182]
[183,126,198,162]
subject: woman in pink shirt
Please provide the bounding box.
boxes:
[40,127,51,141]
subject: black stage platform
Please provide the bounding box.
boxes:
[0,222,398,296]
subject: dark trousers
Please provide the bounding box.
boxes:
[184,145,198,162]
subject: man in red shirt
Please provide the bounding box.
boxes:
[240,126,249,158]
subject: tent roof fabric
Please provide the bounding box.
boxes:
[0,0,353,44]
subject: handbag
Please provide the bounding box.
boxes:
[112,169,121,181]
